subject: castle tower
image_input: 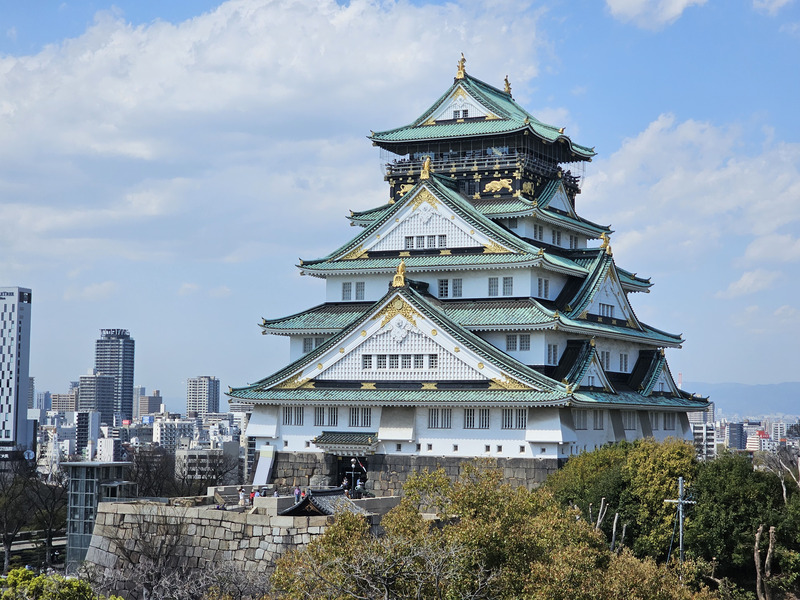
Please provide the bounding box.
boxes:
[230,59,708,489]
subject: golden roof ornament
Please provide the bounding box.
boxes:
[590,337,596,347]
[600,232,610,249]
[420,156,431,180]
[391,260,407,287]
[504,75,511,94]
[456,53,466,79]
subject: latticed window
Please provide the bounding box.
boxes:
[478,408,490,429]
[302,338,314,353]
[414,354,424,369]
[622,410,637,430]
[516,408,527,429]
[427,235,436,248]
[314,407,325,426]
[464,408,475,429]
[441,408,452,429]
[501,408,513,429]
[429,354,438,368]
[573,409,588,430]
[519,334,530,351]
[452,278,463,297]
[389,354,399,369]
[600,350,611,370]
[349,407,360,427]
[328,407,338,427]
[569,235,579,249]
[428,408,440,429]
[342,282,352,301]
[282,406,293,425]
[508,218,518,229]
[551,230,562,246]
[401,354,411,369]
[619,353,629,372]
[294,407,304,426]
[376,355,387,369]
[650,411,660,430]
[438,235,447,247]
[488,277,499,297]
[547,344,558,365]
[362,355,372,369]
[503,276,513,296]
[506,335,517,351]
[355,282,365,301]
[438,279,449,298]
[361,408,371,428]
[405,237,414,249]
[533,224,544,241]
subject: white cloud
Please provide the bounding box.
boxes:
[605,0,707,29]
[744,234,800,264]
[63,281,119,301]
[717,270,780,298]
[178,283,199,296]
[753,0,795,15]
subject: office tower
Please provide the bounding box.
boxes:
[78,370,115,425]
[139,389,163,417]
[186,376,220,417]
[0,287,33,453]
[132,385,145,420]
[37,391,51,411]
[27,377,35,409]
[95,329,135,422]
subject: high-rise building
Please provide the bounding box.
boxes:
[186,376,220,417]
[229,60,710,488]
[0,287,34,455]
[94,329,135,422]
[36,391,51,411]
[139,389,163,417]
[132,385,145,420]
[27,377,35,409]
[78,370,115,425]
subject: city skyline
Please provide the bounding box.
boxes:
[1,0,798,406]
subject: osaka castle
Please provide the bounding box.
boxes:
[230,57,708,491]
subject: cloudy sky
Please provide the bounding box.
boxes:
[2,0,798,412]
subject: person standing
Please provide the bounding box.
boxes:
[238,488,246,507]
[294,486,301,504]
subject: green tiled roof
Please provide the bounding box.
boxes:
[301,252,545,273]
[348,204,394,227]
[441,298,553,328]
[313,431,377,446]
[369,73,595,160]
[573,389,708,410]
[231,387,570,406]
[261,302,372,333]
[473,197,537,216]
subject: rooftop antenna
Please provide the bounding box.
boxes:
[664,476,695,579]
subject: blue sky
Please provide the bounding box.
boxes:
[1,0,798,412]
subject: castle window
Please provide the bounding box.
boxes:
[396,443,402,452]
[453,110,460,119]
[314,407,325,426]
[478,408,490,429]
[599,303,614,318]
[405,236,414,250]
[664,412,676,430]
[462,109,469,118]
[355,282,365,301]
[547,343,559,365]
[427,235,436,248]
[533,224,544,241]
[342,282,352,301]
[294,407,304,426]
[537,278,549,299]
[389,355,399,369]
[401,354,411,369]
[362,355,372,369]
[376,355,387,369]
[587,375,596,387]
[488,277,499,297]
[328,407,338,426]
[569,235,579,249]
[502,276,513,296]
[428,354,438,369]
[438,234,447,247]
[452,278,463,298]
[593,410,604,430]
[600,350,611,370]
[416,236,425,249]
[349,407,359,427]
[428,408,452,429]
[303,338,314,353]
[508,218,518,229]
[619,353,629,372]
[361,408,371,427]
[464,408,475,429]
[552,230,562,246]
[506,335,517,352]
[438,279,449,298]
[516,408,527,429]
[502,408,514,429]
[414,354,424,369]
[573,409,588,430]
[622,410,637,430]
[519,334,530,351]
[650,411,660,430]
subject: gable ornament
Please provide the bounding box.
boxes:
[456,53,466,79]
[391,260,407,287]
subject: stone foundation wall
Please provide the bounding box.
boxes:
[269,453,563,496]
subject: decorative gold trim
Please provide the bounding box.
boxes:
[391,260,406,288]
[339,348,345,353]
[452,87,467,100]
[361,382,376,390]
[421,382,437,390]
[439,249,451,255]
[485,113,500,120]
[504,75,511,94]
[456,53,466,79]
[420,156,432,180]
[559,127,565,134]
[399,251,410,257]
[490,375,532,390]
[477,362,484,369]
[431,329,438,336]
[483,241,511,254]
[482,179,513,194]
[275,372,311,390]
[360,330,367,337]
[422,117,436,126]
[371,296,420,327]
[317,363,323,370]
[410,188,439,211]
[454,347,460,353]
[341,245,366,260]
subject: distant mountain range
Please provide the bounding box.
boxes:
[684,381,800,421]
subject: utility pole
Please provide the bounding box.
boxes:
[665,476,696,577]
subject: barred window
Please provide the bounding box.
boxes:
[516,408,527,429]
[438,235,447,247]
[593,410,604,430]
[414,354,424,369]
[376,355,387,369]
[464,408,475,429]
[441,408,452,429]
[416,236,425,249]
[362,355,372,369]
[619,353,629,372]
[282,406,293,425]
[349,407,360,427]
[361,408,372,428]
[664,412,676,430]
[314,407,325,426]
[401,354,411,369]
[428,408,440,429]
[599,303,614,318]
[478,408,490,429]
[537,278,549,299]
[488,277,499,297]
[405,236,414,249]
[569,235,579,249]
[519,334,530,351]
[551,230,562,246]
[302,338,314,353]
[600,350,611,370]
[355,282,365,301]
[501,408,514,429]
[294,406,304,426]
[622,410,637,430]
[650,411,660,430]
[547,344,558,366]
[328,407,338,426]
[389,354,399,369]
[429,354,438,369]
[342,282,352,301]
[533,224,544,241]
[427,235,436,248]
[438,279,449,298]
[573,409,588,430]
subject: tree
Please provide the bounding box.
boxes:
[0,567,113,600]
[0,467,36,574]
[127,446,175,498]
[28,470,68,569]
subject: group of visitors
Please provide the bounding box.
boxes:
[238,486,269,506]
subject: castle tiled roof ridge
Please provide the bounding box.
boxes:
[368,71,595,159]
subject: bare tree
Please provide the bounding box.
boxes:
[29,469,68,568]
[128,446,175,498]
[754,524,777,600]
[0,465,36,573]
